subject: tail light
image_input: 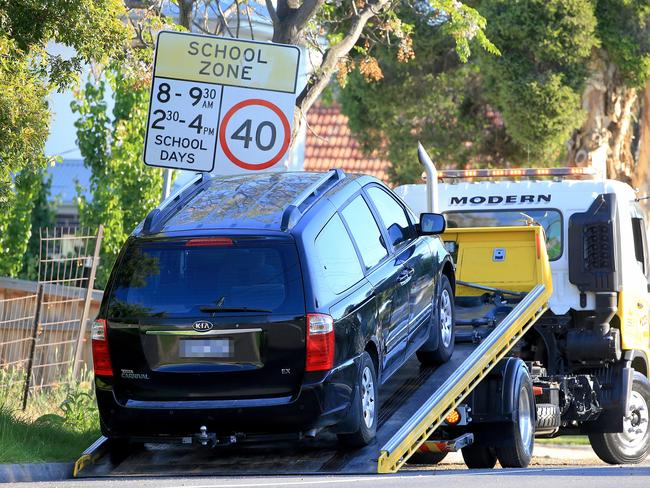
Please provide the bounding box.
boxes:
[305,314,334,372]
[91,318,113,377]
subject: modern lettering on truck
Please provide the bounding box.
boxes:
[449,194,552,205]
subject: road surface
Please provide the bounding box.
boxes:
[5,451,650,488]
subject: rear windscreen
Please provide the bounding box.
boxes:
[444,209,563,260]
[107,238,304,319]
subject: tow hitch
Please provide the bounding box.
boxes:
[186,426,241,447]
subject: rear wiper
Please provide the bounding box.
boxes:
[199,306,272,313]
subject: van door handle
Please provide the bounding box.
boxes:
[638,302,645,310]
[397,267,414,285]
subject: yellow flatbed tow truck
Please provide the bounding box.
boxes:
[75,219,552,476]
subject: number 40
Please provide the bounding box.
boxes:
[231,119,277,151]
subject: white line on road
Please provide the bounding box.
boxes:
[167,475,423,488]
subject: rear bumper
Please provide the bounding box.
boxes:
[96,356,360,439]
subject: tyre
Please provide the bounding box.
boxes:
[495,366,535,468]
[408,450,448,465]
[588,372,650,464]
[417,274,455,365]
[338,352,378,447]
[462,446,497,469]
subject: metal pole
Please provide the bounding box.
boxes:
[417,142,439,213]
[72,225,104,379]
[161,169,173,202]
[22,284,44,410]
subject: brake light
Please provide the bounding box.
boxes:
[186,238,233,247]
[305,314,334,372]
[91,319,113,377]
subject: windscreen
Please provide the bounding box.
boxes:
[444,209,563,260]
[107,238,304,319]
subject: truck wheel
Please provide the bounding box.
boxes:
[588,372,650,464]
[462,446,497,469]
[408,450,448,465]
[496,367,535,468]
[417,275,455,365]
[338,352,378,447]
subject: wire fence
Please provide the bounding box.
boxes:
[0,226,103,408]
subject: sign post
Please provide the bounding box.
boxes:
[144,31,301,175]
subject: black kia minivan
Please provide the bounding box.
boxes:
[93,170,455,447]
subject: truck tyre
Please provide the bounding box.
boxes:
[338,352,378,447]
[408,450,448,465]
[588,372,650,464]
[462,446,497,469]
[496,366,535,468]
[417,274,455,365]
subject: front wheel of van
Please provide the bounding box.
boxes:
[417,274,455,366]
[338,352,378,447]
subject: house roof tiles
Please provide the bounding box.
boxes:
[304,102,390,183]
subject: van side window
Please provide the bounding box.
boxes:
[315,214,364,294]
[631,216,648,276]
[366,186,414,248]
[341,195,388,269]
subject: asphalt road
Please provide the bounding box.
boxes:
[5,454,650,488]
[4,464,650,488]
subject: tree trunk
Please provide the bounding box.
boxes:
[568,54,638,184]
[634,81,650,199]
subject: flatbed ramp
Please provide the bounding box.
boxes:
[75,226,552,477]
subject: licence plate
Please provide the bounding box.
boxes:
[179,338,232,358]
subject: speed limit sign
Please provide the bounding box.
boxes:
[144,31,300,174]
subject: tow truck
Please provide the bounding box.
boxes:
[396,144,650,466]
[75,157,556,476]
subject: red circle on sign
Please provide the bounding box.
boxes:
[219,99,291,171]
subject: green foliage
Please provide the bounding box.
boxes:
[340,0,604,182]
[0,0,128,89]
[596,0,650,87]
[340,3,514,184]
[73,65,164,288]
[20,169,56,280]
[431,0,500,62]
[0,1,127,280]
[0,370,99,463]
[0,169,44,277]
[0,35,49,209]
[0,1,128,208]
[478,0,598,162]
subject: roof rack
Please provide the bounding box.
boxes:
[142,173,210,235]
[280,169,346,231]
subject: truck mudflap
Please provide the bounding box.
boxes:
[74,226,553,477]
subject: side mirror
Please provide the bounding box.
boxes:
[419,213,446,235]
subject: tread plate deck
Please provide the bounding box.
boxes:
[77,344,477,477]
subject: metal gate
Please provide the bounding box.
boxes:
[0,226,103,408]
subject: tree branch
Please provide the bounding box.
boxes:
[265,0,280,27]
[293,0,326,29]
[296,0,391,113]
